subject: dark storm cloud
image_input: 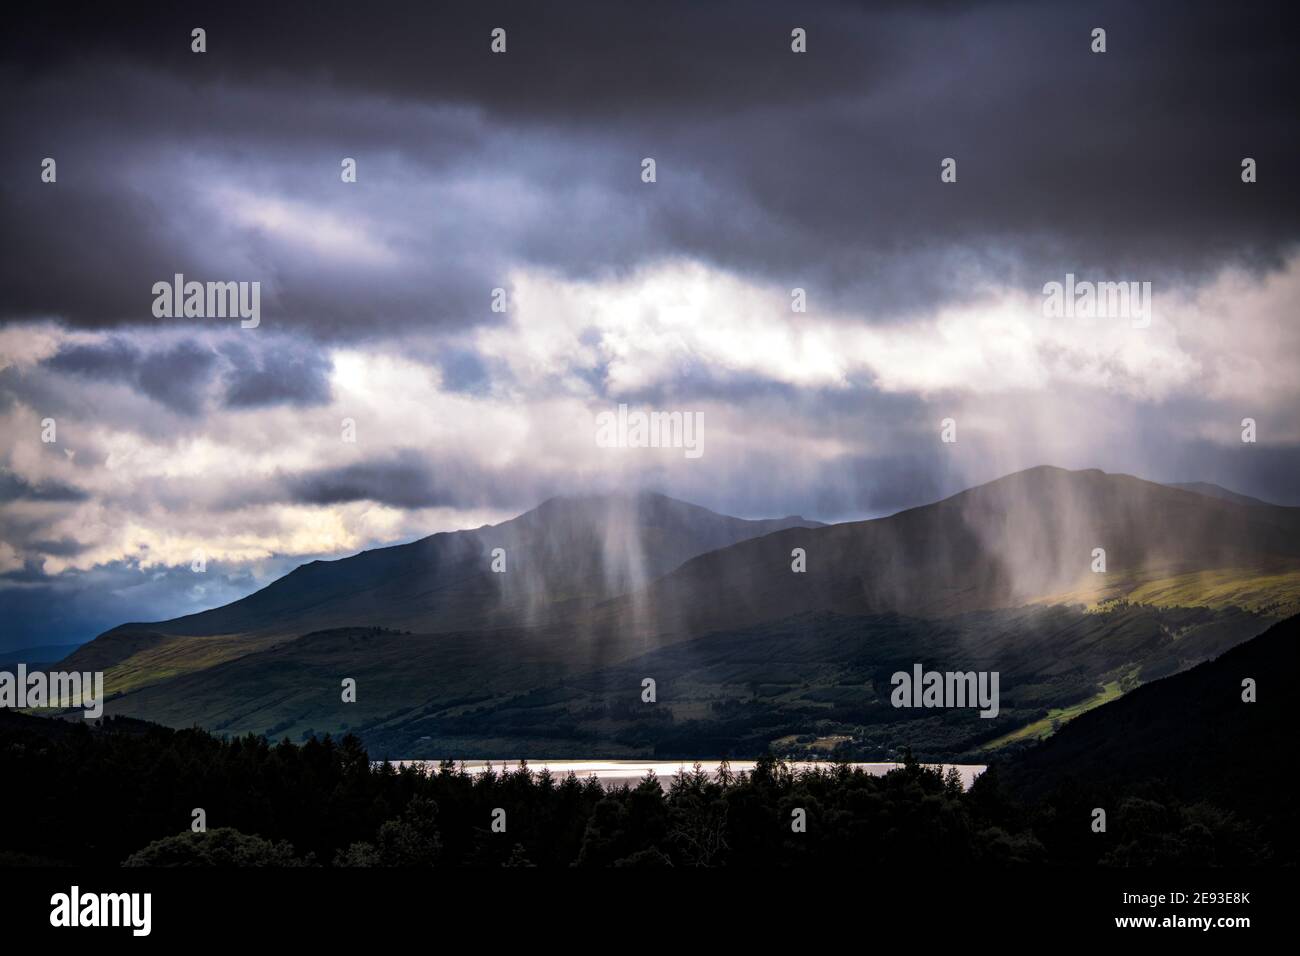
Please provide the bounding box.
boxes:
[0,559,55,584]
[2,0,885,117]
[38,335,334,415]
[44,338,217,415]
[287,456,451,509]
[1,0,1296,642]
[284,451,543,511]
[0,178,194,327]
[220,341,333,408]
[27,538,90,558]
[2,0,1296,334]
[44,338,140,377]
[0,469,89,503]
[137,343,219,414]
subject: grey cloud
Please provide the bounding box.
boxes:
[38,335,332,415]
[0,469,89,503]
[284,451,543,512]
[138,343,219,415]
[44,338,141,378]
[1,0,1296,641]
[43,338,217,416]
[1,0,885,119]
[436,348,493,395]
[220,341,333,409]
[2,0,1296,335]
[27,538,90,557]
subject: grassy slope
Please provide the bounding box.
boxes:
[92,601,1273,762]
[981,679,1124,750]
[68,630,294,697]
[359,604,1274,761]
[1035,563,1300,615]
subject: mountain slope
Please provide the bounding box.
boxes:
[99,602,1278,758]
[1168,481,1273,507]
[79,466,1300,752]
[61,493,822,687]
[1000,612,1297,844]
[594,466,1300,644]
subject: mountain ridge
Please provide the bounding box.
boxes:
[1167,481,1275,508]
[58,466,1300,748]
[589,465,1300,644]
[60,492,824,682]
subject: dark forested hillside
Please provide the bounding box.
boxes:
[3,606,1293,869]
[997,612,1297,859]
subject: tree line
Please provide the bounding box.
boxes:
[0,713,1279,867]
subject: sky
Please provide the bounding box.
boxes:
[1,0,1298,651]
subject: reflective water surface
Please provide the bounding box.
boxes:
[396,759,987,790]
